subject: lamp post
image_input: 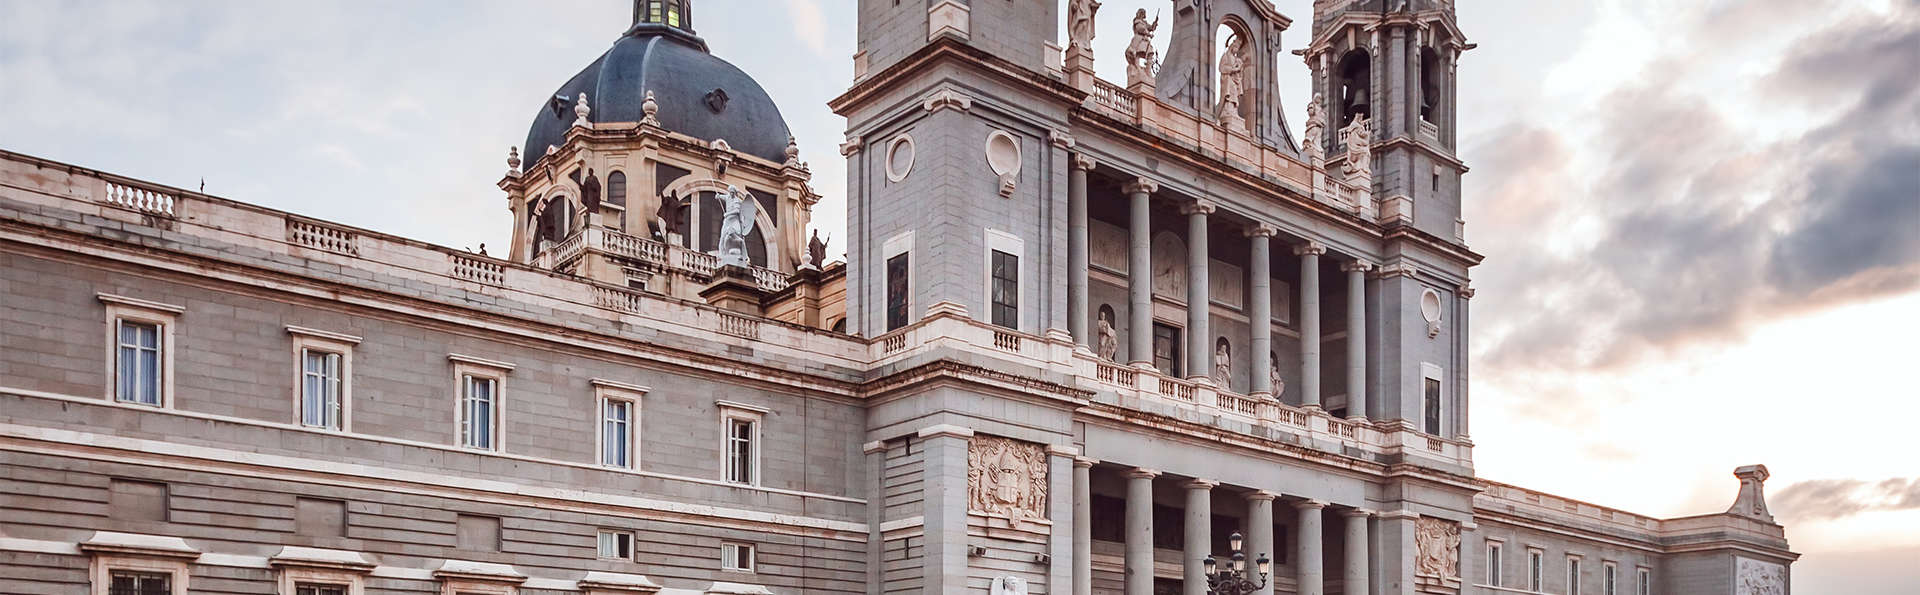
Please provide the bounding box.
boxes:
[1204,531,1270,595]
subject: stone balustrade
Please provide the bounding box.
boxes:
[534,226,786,292]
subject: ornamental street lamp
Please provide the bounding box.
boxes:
[1204,531,1270,595]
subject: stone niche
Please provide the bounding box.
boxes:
[1413,516,1462,594]
[967,435,1050,532]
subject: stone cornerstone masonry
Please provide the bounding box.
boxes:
[0,1,1794,594]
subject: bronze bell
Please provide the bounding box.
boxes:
[1348,86,1371,120]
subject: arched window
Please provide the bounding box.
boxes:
[1419,48,1443,123]
[1336,50,1371,126]
[665,0,682,27]
[607,171,627,207]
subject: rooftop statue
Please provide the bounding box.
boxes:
[1067,0,1101,52]
[807,229,830,269]
[1125,9,1159,86]
[1217,33,1249,132]
[718,185,759,268]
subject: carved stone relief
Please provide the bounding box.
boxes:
[1150,232,1187,299]
[1209,259,1243,309]
[1735,557,1785,595]
[1272,280,1292,325]
[967,435,1049,527]
[1414,517,1460,578]
[1091,220,1129,274]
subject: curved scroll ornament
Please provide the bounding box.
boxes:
[967,435,1049,527]
[1735,557,1786,595]
[1414,517,1460,578]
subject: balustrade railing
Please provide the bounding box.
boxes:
[102,179,176,216]
[287,219,359,256]
[991,329,1022,352]
[718,310,760,339]
[1094,361,1136,387]
[1091,78,1137,117]
[451,253,505,286]
[1219,392,1261,417]
[678,248,718,277]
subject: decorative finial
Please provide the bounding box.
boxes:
[784,136,801,167]
[573,92,591,128]
[641,90,660,126]
[506,146,522,176]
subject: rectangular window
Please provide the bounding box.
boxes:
[108,571,170,595]
[1604,563,1617,595]
[1423,376,1443,435]
[1529,550,1544,591]
[1569,558,1582,595]
[598,530,635,560]
[721,541,755,572]
[990,250,1018,329]
[1152,322,1183,377]
[115,320,162,406]
[1638,568,1651,595]
[1487,542,1503,587]
[603,399,632,467]
[461,375,497,450]
[301,349,343,429]
[726,417,756,484]
[886,252,910,331]
[295,585,347,595]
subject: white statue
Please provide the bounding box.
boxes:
[1096,307,1119,361]
[1343,114,1372,178]
[717,185,760,268]
[1067,0,1101,52]
[1217,33,1248,130]
[1212,340,1231,386]
[1125,9,1159,85]
[990,575,1029,595]
[1269,353,1286,397]
[1303,92,1326,163]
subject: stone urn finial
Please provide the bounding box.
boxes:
[1727,464,1776,523]
[784,135,801,167]
[641,90,660,126]
[506,146,522,177]
[573,92,592,128]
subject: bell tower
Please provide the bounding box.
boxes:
[1304,0,1471,242]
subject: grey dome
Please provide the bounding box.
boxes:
[524,25,792,164]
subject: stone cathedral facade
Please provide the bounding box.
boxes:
[0,1,1796,595]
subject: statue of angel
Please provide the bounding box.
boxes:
[718,185,759,267]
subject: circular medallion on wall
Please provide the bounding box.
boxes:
[1420,288,1444,338]
[885,134,915,183]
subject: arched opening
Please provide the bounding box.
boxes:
[1336,50,1371,126]
[607,171,627,207]
[1213,21,1252,129]
[534,195,574,250]
[1419,47,1443,124]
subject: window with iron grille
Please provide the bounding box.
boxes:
[108,571,169,595]
[990,250,1018,329]
[295,584,347,595]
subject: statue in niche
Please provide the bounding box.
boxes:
[1125,9,1160,85]
[1096,305,1119,361]
[1217,33,1249,131]
[807,229,830,268]
[1067,0,1101,52]
[1303,92,1326,163]
[717,185,759,267]
[1212,338,1232,386]
[1269,352,1286,398]
[1415,517,1461,578]
[967,435,1049,527]
[1343,114,1373,179]
[579,169,602,213]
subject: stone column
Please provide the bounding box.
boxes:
[1246,491,1279,595]
[1069,155,1096,349]
[1184,200,1215,381]
[1247,226,1276,397]
[1125,468,1161,595]
[863,441,887,595]
[1457,285,1474,439]
[1342,260,1371,419]
[1183,479,1217,595]
[1296,242,1326,409]
[1296,499,1327,595]
[1343,508,1373,595]
[1073,457,1097,595]
[1124,179,1159,367]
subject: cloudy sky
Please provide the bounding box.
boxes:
[2,0,1914,591]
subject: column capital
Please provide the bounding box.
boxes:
[862,440,888,454]
[1121,177,1160,195]
[1125,467,1162,480]
[1244,223,1278,238]
[1460,284,1477,299]
[1293,241,1328,256]
[1072,154,1098,172]
[1292,498,1329,510]
[1050,129,1077,149]
[1048,444,1082,457]
[1182,478,1219,490]
[1245,490,1281,502]
[1340,507,1376,518]
[838,136,864,156]
[1073,456,1100,468]
[1340,260,1374,273]
[1179,199,1217,216]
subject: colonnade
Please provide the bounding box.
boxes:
[1067,157,1373,419]
[1070,458,1374,595]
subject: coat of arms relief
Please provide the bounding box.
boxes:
[1415,517,1461,579]
[967,435,1049,527]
